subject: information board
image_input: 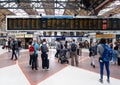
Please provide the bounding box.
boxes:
[7,17,120,30]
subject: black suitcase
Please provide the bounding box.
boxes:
[46,59,49,69]
[43,59,49,69]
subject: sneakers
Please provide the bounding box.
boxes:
[99,79,110,83]
[46,68,50,71]
[107,79,110,83]
[99,79,103,83]
[93,65,95,68]
[90,63,95,68]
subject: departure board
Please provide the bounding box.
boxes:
[7,16,120,30]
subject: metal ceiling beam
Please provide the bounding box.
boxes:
[41,0,54,15]
[0,1,81,9]
[94,0,114,15]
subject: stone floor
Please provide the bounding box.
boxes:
[0,48,120,85]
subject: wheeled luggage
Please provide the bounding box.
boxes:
[43,58,49,69]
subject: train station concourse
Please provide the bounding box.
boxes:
[0,0,120,85]
[0,46,120,85]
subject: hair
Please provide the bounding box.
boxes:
[42,38,46,42]
[72,39,75,42]
[29,41,32,45]
[114,46,118,50]
[100,38,106,44]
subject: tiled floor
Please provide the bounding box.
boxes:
[0,48,120,85]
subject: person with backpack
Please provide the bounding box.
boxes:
[97,38,111,83]
[40,39,49,70]
[70,39,78,66]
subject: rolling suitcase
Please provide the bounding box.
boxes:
[46,59,49,69]
[43,59,49,69]
[42,53,49,69]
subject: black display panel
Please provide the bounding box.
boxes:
[7,17,120,30]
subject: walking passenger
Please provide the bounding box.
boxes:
[11,38,18,60]
[8,38,11,52]
[89,42,96,68]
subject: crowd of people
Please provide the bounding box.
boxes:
[2,37,120,83]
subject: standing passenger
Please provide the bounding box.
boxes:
[97,38,111,83]
[32,39,39,70]
[70,39,79,66]
[16,39,22,57]
[112,46,118,64]
[55,39,61,58]
[40,39,49,70]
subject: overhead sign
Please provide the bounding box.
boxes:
[16,34,24,38]
[96,34,114,38]
[25,34,33,38]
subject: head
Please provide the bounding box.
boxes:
[72,39,75,42]
[42,38,46,43]
[33,39,37,44]
[100,38,106,44]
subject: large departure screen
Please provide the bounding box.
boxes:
[7,16,120,30]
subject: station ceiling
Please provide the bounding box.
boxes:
[0,0,119,31]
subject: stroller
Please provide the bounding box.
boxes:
[58,49,69,64]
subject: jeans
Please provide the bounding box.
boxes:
[55,50,60,58]
[41,53,48,69]
[99,61,110,80]
[16,47,21,57]
[11,49,17,60]
[32,54,38,69]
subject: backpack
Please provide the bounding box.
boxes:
[41,44,48,53]
[102,44,113,61]
[71,43,77,52]
[12,41,18,50]
[89,46,95,56]
[29,45,34,55]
